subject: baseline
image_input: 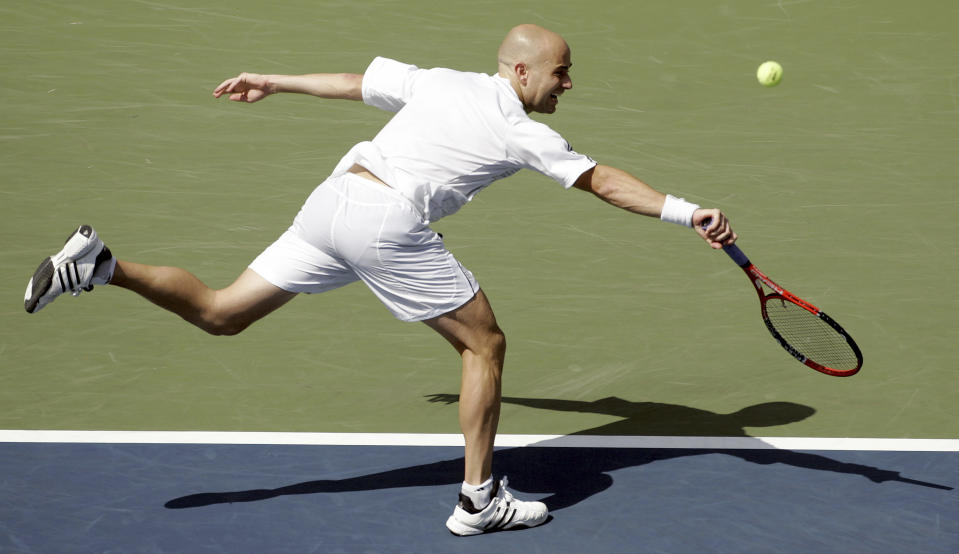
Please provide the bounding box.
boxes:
[2,430,958,451]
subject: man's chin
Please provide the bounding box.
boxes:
[537,102,558,114]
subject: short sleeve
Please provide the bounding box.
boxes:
[508,120,597,188]
[361,57,423,113]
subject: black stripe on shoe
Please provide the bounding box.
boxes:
[63,264,75,291]
[57,266,68,292]
[70,263,81,291]
[486,503,511,530]
[500,507,516,528]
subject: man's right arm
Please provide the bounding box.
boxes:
[574,164,736,249]
[212,72,363,103]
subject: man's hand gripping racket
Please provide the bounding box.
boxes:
[698,213,863,377]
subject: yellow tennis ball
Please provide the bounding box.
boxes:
[756,61,783,87]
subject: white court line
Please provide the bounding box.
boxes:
[1,430,958,451]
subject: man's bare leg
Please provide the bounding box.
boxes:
[424,289,504,485]
[111,262,297,336]
[427,290,549,535]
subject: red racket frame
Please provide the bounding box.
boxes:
[722,244,863,377]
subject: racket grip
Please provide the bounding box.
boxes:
[722,243,751,267]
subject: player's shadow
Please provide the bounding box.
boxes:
[165,395,951,511]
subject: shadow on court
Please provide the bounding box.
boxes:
[165,396,950,511]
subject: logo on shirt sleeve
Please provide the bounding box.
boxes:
[564,139,596,164]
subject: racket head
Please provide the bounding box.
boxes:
[760,293,863,377]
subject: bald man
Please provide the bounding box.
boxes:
[25,24,736,535]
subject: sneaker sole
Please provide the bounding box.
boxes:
[24,225,100,314]
[445,515,545,536]
[24,257,55,314]
[446,515,485,536]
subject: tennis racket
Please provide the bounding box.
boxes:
[718,242,863,376]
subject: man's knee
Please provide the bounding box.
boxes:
[477,324,507,365]
[195,277,293,336]
[425,290,507,363]
[490,326,507,356]
[195,300,255,336]
[197,313,251,336]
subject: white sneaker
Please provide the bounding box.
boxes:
[446,476,548,536]
[24,225,115,314]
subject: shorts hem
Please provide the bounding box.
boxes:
[397,291,478,322]
[247,262,304,294]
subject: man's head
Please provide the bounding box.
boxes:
[497,24,573,114]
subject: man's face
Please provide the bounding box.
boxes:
[521,43,573,114]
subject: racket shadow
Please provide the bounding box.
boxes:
[164,395,951,511]
[490,395,954,507]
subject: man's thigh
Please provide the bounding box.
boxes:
[217,268,298,324]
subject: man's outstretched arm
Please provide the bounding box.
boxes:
[573,164,736,249]
[212,72,363,103]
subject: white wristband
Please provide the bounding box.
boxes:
[660,194,700,227]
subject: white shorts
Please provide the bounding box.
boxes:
[249,173,479,322]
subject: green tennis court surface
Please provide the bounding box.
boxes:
[3,0,957,441]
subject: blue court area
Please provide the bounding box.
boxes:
[2,441,956,553]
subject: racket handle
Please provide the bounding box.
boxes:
[700,218,750,267]
[722,243,750,267]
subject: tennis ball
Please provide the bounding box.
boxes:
[756,61,783,87]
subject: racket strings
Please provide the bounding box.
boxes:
[764,298,859,370]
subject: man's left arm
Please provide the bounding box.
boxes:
[572,164,736,249]
[213,72,364,103]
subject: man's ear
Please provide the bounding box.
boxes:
[515,63,528,86]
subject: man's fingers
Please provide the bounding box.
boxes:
[711,228,737,248]
[705,213,722,232]
[213,77,240,97]
[214,74,271,103]
[228,89,270,103]
[213,75,254,97]
[693,209,737,248]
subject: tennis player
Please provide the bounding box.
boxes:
[24,24,735,535]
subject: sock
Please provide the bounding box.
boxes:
[460,477,494,511]
[91,247,116,286]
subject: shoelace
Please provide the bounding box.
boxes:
[498,476,514,502]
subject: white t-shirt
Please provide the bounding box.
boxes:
[331,57,597,222]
